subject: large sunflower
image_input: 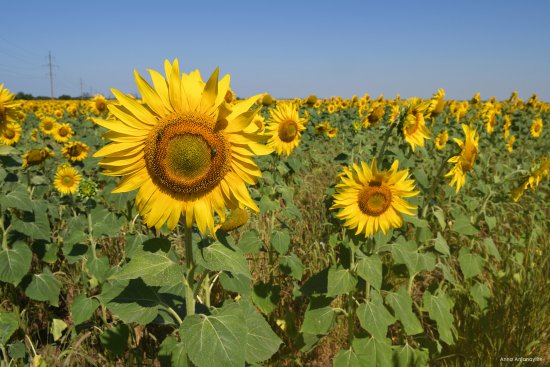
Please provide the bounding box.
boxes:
[0,84,21,125]
[62,141,89,162]
[265,101,307,156]
[54,165,82,195]
[445,124,479,192]
[331,159,418,237]
[94,59,271,234]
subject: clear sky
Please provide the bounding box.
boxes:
[2,0,550,101]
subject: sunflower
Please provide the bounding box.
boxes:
[503,114,511,139]
[54,109,64,119]
[94,59,271,234]
[0,122,22,145]
[91,94,108,115]
[512,157,550,201]
[327,127,338,138]
[22,148,54,169]
[315,121,330,134]
[435,130,448,150]
[331,159,418,237]
[428,89,446,118]
[445,124,479,192]
[40,117,58,135]
[403,99,431,151]
[506,135,515,153]
[54,165,81,195]
[531,118,543,138]
[0,84,21,125]
[261,94,273,106]
[362,103,385,128]
[265,101,307,156]
[62,141,89,162]
[53,122,74,143]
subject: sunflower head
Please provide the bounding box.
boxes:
[22,148,54,169]
[40,117,57,135]
[54,165,82,195]
[435,130,448,150]
[331,159,419,237]
[92,95,108,115]
[94,59,271,234]
[403,99,431,151]
[445,124,479,192]
[53,123,74,143]
[62,141,89,162]
[327,128,338,138]
[0,84,21,124]
[531,118,543,138]
[0,122,22,146]
[265,101,307,156]
[78,178,98,200]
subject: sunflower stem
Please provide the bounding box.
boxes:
[1,210,9,251]
[376,122,396,164]
[184,224,195,317]
[423,152,453,218]
[87,211,97,259]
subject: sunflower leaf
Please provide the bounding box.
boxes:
[0,241,32,286]
[198,242,251,279]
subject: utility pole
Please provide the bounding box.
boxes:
[48,51,54,99]
[80,78,84,99]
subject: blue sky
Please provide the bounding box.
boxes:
[2,0,550,100]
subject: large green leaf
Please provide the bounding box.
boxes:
[458,247,484,279]
[356,254,382,290]
[270,229,290,255]
[385,287,423,335]
[0,312,19,345]
[238,229,263,254]
[198,242,251,278]
[25,268,62,306]
[391,240,436,275]
[392,344,430,367]
[251,282,280,314]
[326,267,357,297]
[482,238,501,261]
[99,323,130,356]
[300,306,335,335]
[470,282,491,312]
[110,251,184,287]
[159,335,188,367]
[434,232,450,256]
[333,348,369,367]
[11,210,51,241]
[91,208,124,237]
[422,290,455,345]
[0,241,32,285]
[356,292,395,339]
[242,301,282,363]
[98,279,160,325]
[352,337,392,367]
[71,293,100,325]
[0,187,32,211]
[181,302,246,367]
[279,253,304,280]
[452,216,479,236]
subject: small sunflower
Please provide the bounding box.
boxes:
[331,159,419,237]
[91,94,109,115]
[531,118,543,138]
[435,130,448,150]
[265,101,307,156]
[54,109,64,119]
[315,121,330,134]
[40,117,58,135]
[53,122,74,143]
[428,89,446,118]
[22,148,54,169]
[0,122,22,145]
[403,99,431,151]
[54,165,82,195]
[445,124,479,192]
[506,135,515,153]
[94,59,271,234]
[327,127,338,138]
[62,141,89,162]
[362,103,385,128]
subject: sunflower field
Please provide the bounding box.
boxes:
[0,60,548,367]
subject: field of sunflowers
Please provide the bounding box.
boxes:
[0,59,548,367]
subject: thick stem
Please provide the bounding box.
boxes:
[1,213,8,251]
[184,224,195,317]
[376,122,397,163]
[87,211,97,259]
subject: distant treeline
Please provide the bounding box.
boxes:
[14,92,94,100]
